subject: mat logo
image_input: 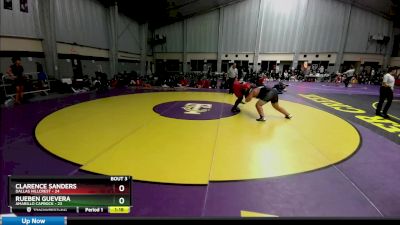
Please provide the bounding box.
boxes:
[154,101,233,120]
[182,103,212,115]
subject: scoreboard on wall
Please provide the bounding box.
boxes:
[8,176,132,214]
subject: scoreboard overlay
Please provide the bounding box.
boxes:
[8,176,132,214]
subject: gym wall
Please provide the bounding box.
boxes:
[57,58,74,78]
[154,22,184,53]
[1,0,142,78]
[0,0,42,38]
[299,0,346,53]
[54,0,109,49]
[220,0,259,53]
[391,57,400,67]
[153,0,394,69]
[118,14,141,55]
[186,10,219,53]
[345,6,392,54]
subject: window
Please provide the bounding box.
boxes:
[191,60,205,71]
[166,60,180,72]
[221,60,230,73]
[207,60,217,72]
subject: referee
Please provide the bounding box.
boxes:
[376,67,396,119]
[227,63,238,94]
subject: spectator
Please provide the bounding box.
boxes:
[319,66,325,74]
[6,57,25,104]
[283,70,289,81]
[36,62,48,90]
[342,65,355,88]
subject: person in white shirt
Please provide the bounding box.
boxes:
[319,66,325,74]
[376,67,396,119]
[283,70,289,80]
[227,63,238,94]
[342,65,355,88]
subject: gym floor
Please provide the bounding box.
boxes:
[1,82,399,217]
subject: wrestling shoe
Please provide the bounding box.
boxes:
[231,108,241,113]
[256,117,266,122]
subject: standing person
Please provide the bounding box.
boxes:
[227,63,238,94]
[376,67,396,119]
[6,57,25,104]
[342,65,355,88]
[245,86,292,122]
[319,65,325,74]
[36,62,47,90]
[370,68,375,84]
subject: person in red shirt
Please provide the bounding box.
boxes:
[180,77,188,87]
[196,78,203,88]
[231,80,252,113]
[203,79,210,88]
[257,74,269,86]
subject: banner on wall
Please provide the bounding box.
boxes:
[20,0,28,13]
[4,0,12,10]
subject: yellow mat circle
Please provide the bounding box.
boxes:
[35,92,360,184]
